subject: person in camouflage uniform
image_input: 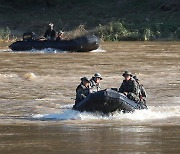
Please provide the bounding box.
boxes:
[75,77,91,105]
[90,73,102,93]
[133,75,147,105]
[119,71,140,102]
[44,23,56,40]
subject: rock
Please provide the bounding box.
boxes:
[23,72,36,80]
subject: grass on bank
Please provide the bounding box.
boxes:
[0,27,10,41]
[96,20,180,41]
[1,20,180,42]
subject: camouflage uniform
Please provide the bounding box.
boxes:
[75,83,90,105]
[89,73,102,93]
[138,84,147,105]
[89,78,101,93]
[119,77,140,102]
[133,75,147,105]
[44,23,56,40]
[44,29,56,40]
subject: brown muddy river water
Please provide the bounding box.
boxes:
[0,42,179,154]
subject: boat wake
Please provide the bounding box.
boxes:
[90,47,106,52]
[1,47,105,53]
[0,49,12,52]
[0,48,62,53]
[30,48,65,53]
[30,47,106,53]
[32,105,180,122]
[8,47,105,53]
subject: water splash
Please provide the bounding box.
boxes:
[90,47,106,52]
[32,105,180,121]
[0,49,12,52]
[30,48,63,53]
[6,46,105,53]
[9,48,66,53]
[111,106,180,121]
[0,73,18,78]
[31,47,105,53]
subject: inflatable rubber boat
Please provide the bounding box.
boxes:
[9,34,99,52]
[73,89,147,114]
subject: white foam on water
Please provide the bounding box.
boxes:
[111,106,180,121]
[60,104,74,109]
[32,105,180,122]
[7,47,105,53]
[30,48,64,53]
[32,109,80,120]
[0,73,19,78]
[0,49,12,52]
[9,48,66,53]
[90,47,106,53]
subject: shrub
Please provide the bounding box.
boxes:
[62,24,88,40]
[0,27,10,41]
[97,21,142,41]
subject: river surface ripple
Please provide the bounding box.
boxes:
[0,42,179,154]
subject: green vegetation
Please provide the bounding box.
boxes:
[0,27,10,41]
[0,0,180,41]
[97,20,180,41]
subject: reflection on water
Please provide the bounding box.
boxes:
[0,42,180,153]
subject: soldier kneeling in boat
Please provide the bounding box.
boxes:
[133,75,147,105]
[90,73,102,93]
[119,71,140,103]
[56,31,64,41]
[75,77,91,106]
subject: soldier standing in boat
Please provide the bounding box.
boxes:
[133,75,147,105]
[75,77,91,105]
[90,73,102,93]
[119,71,140,102]
[44,23,56,40]
[56,30,64,41]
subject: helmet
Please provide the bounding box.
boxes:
[92,73,102,80]
[133,75,139,81]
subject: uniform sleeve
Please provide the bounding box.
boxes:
[76,87,85,101]
[119,82,125,93]
[140,85,147,97]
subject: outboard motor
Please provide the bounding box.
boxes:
[23,32,36,41]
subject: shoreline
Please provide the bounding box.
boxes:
[0,27,179,43]
[0,40,179,51]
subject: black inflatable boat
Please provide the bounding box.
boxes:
[9,34,99,52]
[73,89,147,114]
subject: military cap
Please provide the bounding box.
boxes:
[122,71,132,77]
[81,77,90,82]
